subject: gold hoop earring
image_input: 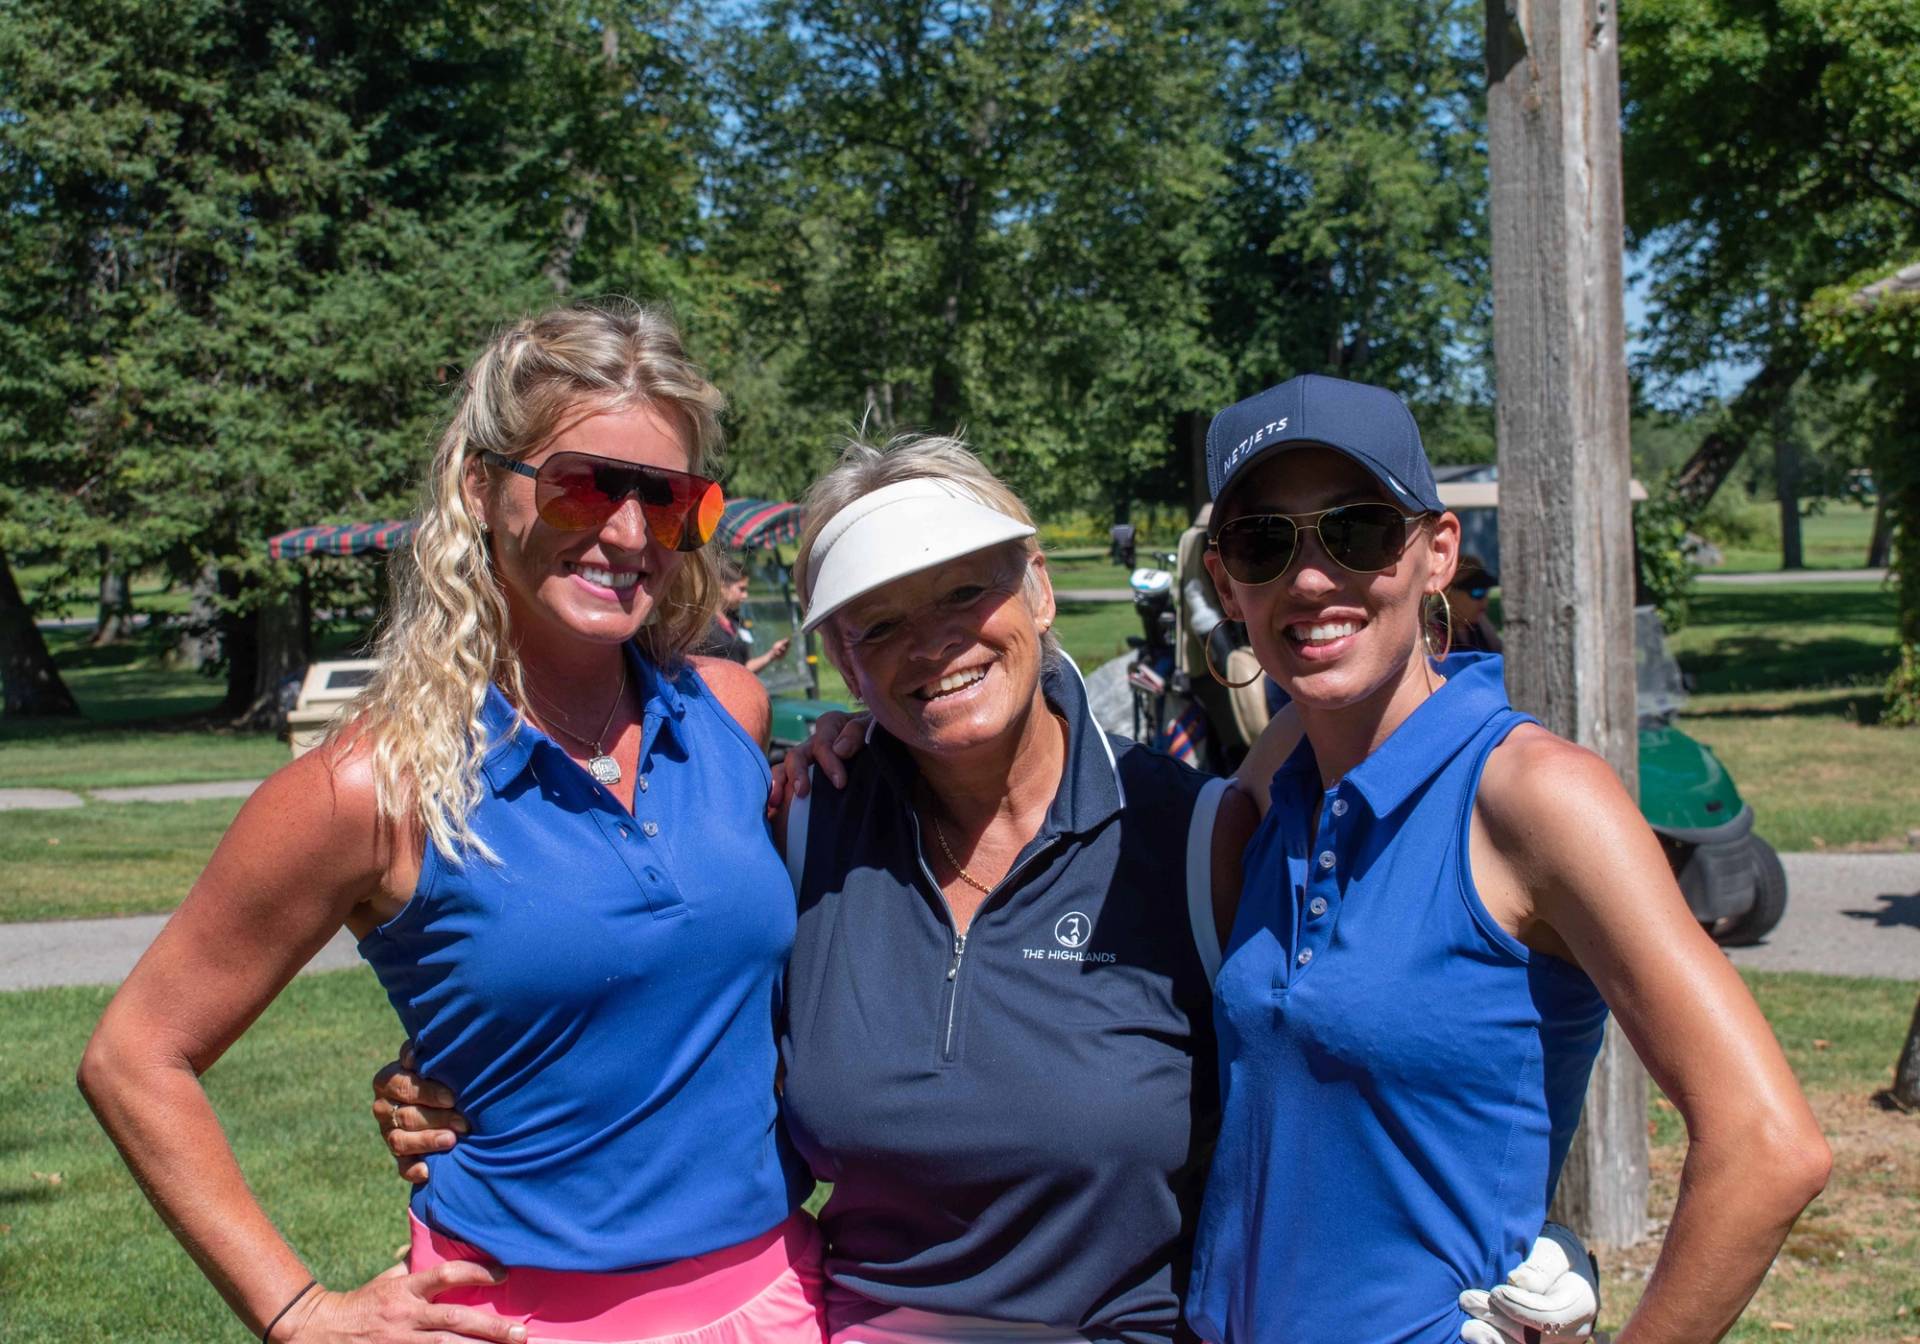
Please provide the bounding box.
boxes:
[1422,591,1452,663]
[1205,634,1263,688]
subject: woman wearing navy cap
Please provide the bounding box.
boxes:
[1186,374,1828,1343]
[80,300,825,1344]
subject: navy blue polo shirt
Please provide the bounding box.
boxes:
[780,658,1225,1344]
[359,644,809,1271]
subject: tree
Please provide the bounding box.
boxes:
[1809,260,1920,725]
[1205,0,1490,407]
[709,0,1229,510]
[0,1,708,723]
[1621,0,1920,512]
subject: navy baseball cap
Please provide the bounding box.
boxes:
[1205,373,1445,520]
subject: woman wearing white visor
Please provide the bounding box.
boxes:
[375,435,1605,1344]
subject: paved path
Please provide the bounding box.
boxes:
[0,780,264,811]
[0,788,86,811]
[1696,567,1887,586]
[1724,853,1920,981]
[4,852,1913,992]
[0,915,362,992]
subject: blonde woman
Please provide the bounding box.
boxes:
[79,300,825,1344]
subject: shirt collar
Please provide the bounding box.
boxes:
[1273,651,1512,817]
[480,641,683,791]
[868,652,1126,839]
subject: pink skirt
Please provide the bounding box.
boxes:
[408,1210,829,1344]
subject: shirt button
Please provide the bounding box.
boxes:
[1331,798,1349,817]
[1309,897,1328,917]
[637,776,649,793]
[642,820,659,837]
[1318,850,1336,870]
[618,825,630,839]
[1296,948,1314,967]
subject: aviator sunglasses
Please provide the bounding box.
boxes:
[482,449,724,551]
[1210,503,1426,586]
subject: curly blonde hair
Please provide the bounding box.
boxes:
[348,298,726,863]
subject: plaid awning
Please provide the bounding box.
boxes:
[268,520,418,560]
[715,498,802,550]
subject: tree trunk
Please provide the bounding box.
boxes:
[1670,359,1804,515]
[1487,0,1649,1248]
[171,562,224,671]
[1892,992,1920,1111]
[0,546,80,717]
[218,567,260,720]
[1868,495,1893,568]
[236,577,310,730]
[1775,417,1804,570]
[90,546,136,646]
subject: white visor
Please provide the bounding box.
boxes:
[802,477,1037,633]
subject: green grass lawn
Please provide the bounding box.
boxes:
[1708,500,1881,574]
[1,628,285,792]
[3,967,1910,1340]
[1665,583,1913,851]
[0,799,244,922]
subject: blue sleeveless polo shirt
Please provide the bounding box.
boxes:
[358,645,809,1271]
[780,658,1224,1343]
[1186,653,1608,1344]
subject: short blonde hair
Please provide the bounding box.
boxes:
[349,297,726,863]
[795,433,1058,676]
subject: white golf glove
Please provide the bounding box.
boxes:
[1458,1222,1600,1344]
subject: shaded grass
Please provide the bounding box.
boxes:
[1659,583,1913,851]
[1669,582,1898,697]
[0,799,244,922]
[0,628,293,792]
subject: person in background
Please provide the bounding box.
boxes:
[80,299,824,1344]
[1444,554,1502,653]
[699,552,794,674]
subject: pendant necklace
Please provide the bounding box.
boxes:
[522,660,628,787]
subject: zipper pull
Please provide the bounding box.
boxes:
[948,934,966,978]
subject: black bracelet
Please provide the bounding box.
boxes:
[261,1278,319,1343]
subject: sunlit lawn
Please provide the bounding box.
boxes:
[1708,501,1881,574]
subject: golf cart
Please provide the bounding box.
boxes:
[712,497,847,760]
[1435,470,1788,946]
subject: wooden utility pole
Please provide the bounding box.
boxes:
[1486,0,1649,1247]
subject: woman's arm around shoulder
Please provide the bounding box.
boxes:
[693,653,771,750]
[1232,703,1302,818]
[1471,726,1830,1344]
[1207,782,1260,962]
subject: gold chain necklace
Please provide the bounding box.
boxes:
[928,812,994,895]
[519,661,628,787]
